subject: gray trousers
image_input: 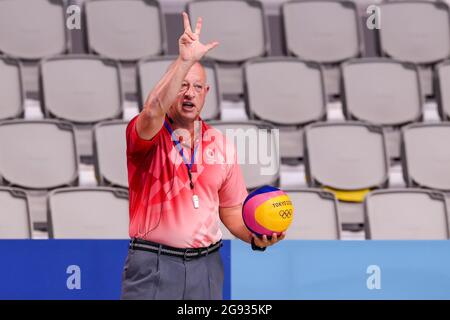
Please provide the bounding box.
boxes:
[120,247,224,300]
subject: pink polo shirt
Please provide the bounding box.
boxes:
[126,115,248,248]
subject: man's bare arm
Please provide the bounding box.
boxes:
[219,205,286,248]
[136,12,219,140]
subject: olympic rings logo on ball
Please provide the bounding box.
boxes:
[278,209,293,219]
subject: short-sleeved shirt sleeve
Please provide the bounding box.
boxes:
[218,156,248,208]
[126,115,162,159]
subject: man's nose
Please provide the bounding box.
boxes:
[184,85,196,98]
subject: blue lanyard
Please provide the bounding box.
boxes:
[163,120,199,188]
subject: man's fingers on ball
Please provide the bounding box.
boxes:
[272,233,278,243]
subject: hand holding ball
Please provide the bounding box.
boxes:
[242,186,294,237]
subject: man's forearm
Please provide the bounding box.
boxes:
[144,56,194,117]
[136,57,194,140]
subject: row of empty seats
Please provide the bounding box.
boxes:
[0,119,449,193]
[2,55,450,160]
[3,55,450,122]
[1,186,449,240]
[1,0,449,96]
[1,0,449,64]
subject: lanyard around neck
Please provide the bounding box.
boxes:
[163,119,199,188]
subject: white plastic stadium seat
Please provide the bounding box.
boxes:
[304,122,389,191]
[48,187,129,239]
[187,0,268,63]
[85,0,165,61]
[0,120,78,189]
[282,0,362,63]
[244,58,326,160]
[0,57,24,120]
[94,120,128,188]
[365,189,450,239]
[286,189,341,240]
[436,60,450,120]
[207,120,280,190]
[0,187,31,239]
[40,55,123,123]
[379,1,450,64]
[402,123,450,191]
[0,0,67,59]
[341,58,423,158]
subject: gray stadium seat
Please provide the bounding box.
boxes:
[402,123,450,191]
[365,189,450,239]
[341,58,423,158]
[304,122,389,225]
[187,0,268,63]
[342,58,422,125]
[0,0,67,59]
[48,187,129,239]
[436,60,450,120]
[0,120,78,189]
[138,57,221,120]
[94,121,128,188]
[285,189,341,240]
[305,121,389,191]
[0,187,31,239]
[379,1,450,64]
[85,0,166,61]
[0,57,24,120]
[40,55,123,123]
[244,58,326,160]
[207,121,280,190]
[282,0,362,63]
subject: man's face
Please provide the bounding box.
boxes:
[169,63,209,124]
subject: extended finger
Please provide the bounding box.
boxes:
[194,17,202,35]
[185,29,197,41]
[182,12,193,33]
[205,41,219,51]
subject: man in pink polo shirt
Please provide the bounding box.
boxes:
[121,12,285,300]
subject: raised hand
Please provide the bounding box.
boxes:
[179,12,219,63]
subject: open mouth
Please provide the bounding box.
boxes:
[182,101,196,111]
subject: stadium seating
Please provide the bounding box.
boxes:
[378,1,450,96]
[402,123,450,191]
[0,187,31,239]
[436,60,450,120]
[282,0,362,63]
[207,120,280,190]
[365,189,450,239]
[304,121,389,225]
[285,189,341,240]
[187,0,269,96]
[341,58,423,158]
[378,1,450,64]
[0,0,67,59]
[282,0,362,96]
[40,55,123,123]
[48,187,129,239]
[0,120,78,189]
[84,0,166,61]
[0,57,24,120]
[138,57,221,120]
[187,0,268,63]
[93,120,128,188]
[244,57,326,160]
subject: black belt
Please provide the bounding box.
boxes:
[129,238,223,260]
